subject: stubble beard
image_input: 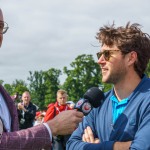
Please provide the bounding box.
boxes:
[102,65,127,85]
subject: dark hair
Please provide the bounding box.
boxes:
[96,22,150,78]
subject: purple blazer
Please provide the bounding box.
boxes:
[0,85,51,150]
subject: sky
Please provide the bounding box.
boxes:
[1,0,150,85]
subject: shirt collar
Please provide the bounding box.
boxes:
[110,95,129,105]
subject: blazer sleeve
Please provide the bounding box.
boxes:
[0,124,51,150]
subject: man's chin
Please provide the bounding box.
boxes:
[60,103,66,106]
[102,78,110,84]
[102,77,107,83]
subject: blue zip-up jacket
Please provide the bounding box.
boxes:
[67,75,150,150]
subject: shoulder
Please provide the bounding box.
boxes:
[48,103,55,108]
[30,102,36,108]
[139,76,150,90]
[46,105,55,112]
[28,103,37,111]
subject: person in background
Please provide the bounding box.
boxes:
[0,8,84,150]
[44,89,72,150]
[44,89,72,122]
[66,101,75,109]
[67,22,150,150]
[34,112,45,126]
[17,91,36,129]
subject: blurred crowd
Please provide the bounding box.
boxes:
[11,89,75,150]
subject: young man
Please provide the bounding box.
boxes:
[0,8,84,150]
[44,89,72,150]
[44,89,72,122]
[67,22,150,150]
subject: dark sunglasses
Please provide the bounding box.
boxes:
[96,50,120,61]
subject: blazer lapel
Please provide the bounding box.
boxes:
[0,85,19,131]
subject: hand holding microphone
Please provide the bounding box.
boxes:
[47,87,104,136]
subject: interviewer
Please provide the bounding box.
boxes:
[0,8,84,150]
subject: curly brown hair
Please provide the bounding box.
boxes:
[96,22,150,78]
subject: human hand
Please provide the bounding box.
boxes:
[18,103,24,110]
[82,126,100,143]
[47,109,84,136]
[18,103,27,112]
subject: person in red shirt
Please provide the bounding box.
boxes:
[44,89,72,150]
[44,89,72,122]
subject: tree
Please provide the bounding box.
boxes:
[11,79,29,94]
[3,79,29,103]
[145,61,150,77]
[63,54,103,102]
[28,68,61,110]
[4,83,13,95]
[3,79,28,96]
[43,68,61,106]
[0,80,4,85]
[28,70,46,110]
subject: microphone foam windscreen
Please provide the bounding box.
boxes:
[83,87,104,108]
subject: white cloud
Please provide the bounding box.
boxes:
[1,0,150,84]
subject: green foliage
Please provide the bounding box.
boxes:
[103,83,113,92]
[4,53,141,110]
[63,54,103,102]
[145,61,150,77]
[4,79,28,96]
[3,84,13,95]
[27,70,46,109]
[27,68,61,110]
[43,68,61,106]
[0,80,4,85]
[3,79,29,103]
[12,79,29,94]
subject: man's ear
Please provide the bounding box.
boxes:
[127,51,137,66]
